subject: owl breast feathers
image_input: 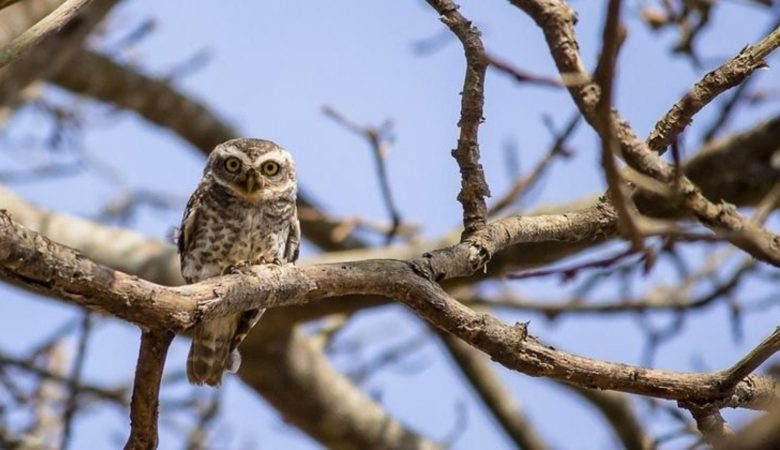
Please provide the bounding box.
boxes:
[178,138,300,386]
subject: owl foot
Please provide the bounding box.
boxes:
[223,261,252,276]
[255,257,285,283]
[255,256,285,266]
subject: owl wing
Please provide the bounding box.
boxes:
[284,213,301,263]
[177,188,204,282]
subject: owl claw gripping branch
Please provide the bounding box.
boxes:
[178,138,300,387]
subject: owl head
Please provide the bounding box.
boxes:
[206,138,297,202]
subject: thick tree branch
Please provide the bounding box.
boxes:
[425,0,491,237]
[2,210,779,410]
[0,189,438,450]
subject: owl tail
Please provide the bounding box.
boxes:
[187,317,240,386]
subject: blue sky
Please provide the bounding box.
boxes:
[2,0,780,448]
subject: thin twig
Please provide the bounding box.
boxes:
[486,53,562,89]
[593,0,645,252]
[323,106,403,244]
[488,113,578,216]
[60,313,93,450]
[426,0,491,237]
[719,327,780,392]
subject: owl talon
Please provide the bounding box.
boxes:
[223,261,252,276]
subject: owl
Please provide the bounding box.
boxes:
[178,138,300,386]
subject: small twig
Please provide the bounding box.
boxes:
[60,313,93,450]
[184,391,221,450]
[593,0,645,252]
[425,0,491,237]
[124,329,174,450]
[486,53,562,89]
[323,106,403,244]
[508,246,639,281]
[719,327,780,393]
[488,113,578,216]
[0,351,126,405]
[750,182,780,225]
[0,0,94,69]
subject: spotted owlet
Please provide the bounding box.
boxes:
[178,138,300,386]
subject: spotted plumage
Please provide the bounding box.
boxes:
[178,138,300,386]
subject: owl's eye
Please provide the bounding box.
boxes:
[261,161,280,176]
[224,157,242,173]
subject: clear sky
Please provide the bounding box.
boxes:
[2,0,780,448]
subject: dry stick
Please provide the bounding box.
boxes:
[124,329,174,450]
[0,351,126,405]
[439,332,548,450]
[0,0,94,69]
[486,53,563,89]
[425,0,491,237]
[323,106,403,244]
[720,327,780,392]
[701,18,780,144]
[592,0,644,252]
[60,313,93,450]
[648,24,780,154]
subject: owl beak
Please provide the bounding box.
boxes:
[246,170,263,193]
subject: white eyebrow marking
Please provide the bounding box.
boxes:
[221,146,253,164]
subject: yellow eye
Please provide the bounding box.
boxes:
[224,157,241,173]
[261,161,280,176]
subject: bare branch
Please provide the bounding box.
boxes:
[486,53,562,89]
[323,105,404,244]
[720,327,780,392]
[648,24,780,154]
[425,0,491,237]
[507,0,780,267]
[2,211,779,410]
[124,329,174,450]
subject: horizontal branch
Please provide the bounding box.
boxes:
[2,210,778,409]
